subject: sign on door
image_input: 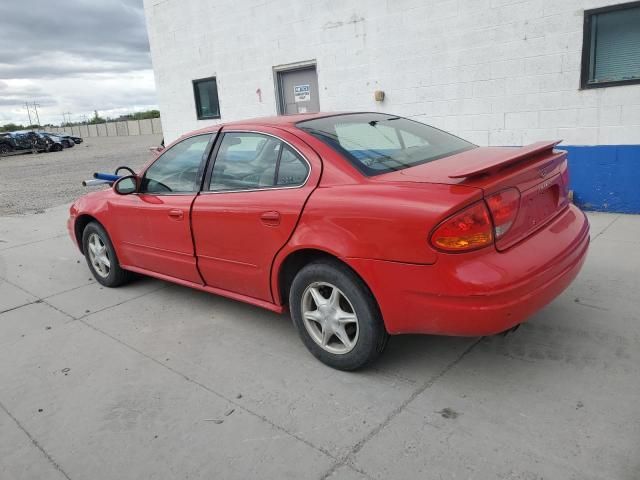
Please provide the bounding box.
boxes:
[294,84,311,103]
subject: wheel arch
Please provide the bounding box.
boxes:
[74,214,103,254]
[273,247,378,311]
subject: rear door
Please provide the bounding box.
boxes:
[191,127,320,301]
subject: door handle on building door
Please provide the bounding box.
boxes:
[260,211,280,226]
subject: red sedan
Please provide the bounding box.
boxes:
[68,112,589,370]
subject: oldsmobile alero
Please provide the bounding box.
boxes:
[68,112,590,370]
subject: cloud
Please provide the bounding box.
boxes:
[0,0,157,125]
[0,0,150,72]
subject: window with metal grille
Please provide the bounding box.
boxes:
[581,2,640,88]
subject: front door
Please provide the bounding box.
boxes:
[111,133,214,283]
[191,128,320,301]
[277,66,320,115]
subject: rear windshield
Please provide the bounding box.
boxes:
[297,113,476,176]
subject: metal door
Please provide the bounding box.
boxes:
[277,67,320,115]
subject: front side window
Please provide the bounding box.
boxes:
[193,77,221,119]
[581,3,640,88]
[142,134,212,193]
[208,132,308,191]
[297,113,475,176]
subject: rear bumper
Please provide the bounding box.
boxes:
[347,204,590,336]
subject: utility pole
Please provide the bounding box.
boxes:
[62,112,72,126]
[31,102,41,126]
[25,102,33,126]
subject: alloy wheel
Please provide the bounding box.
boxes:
[301,282,359,354]
[87,233,111,278]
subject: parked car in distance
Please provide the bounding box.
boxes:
[40,133,66,151]
[45,131,82,145]
[0,131,49,154]
[68,112,590,370]
[0,133,21,155]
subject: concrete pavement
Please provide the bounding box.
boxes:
[0,206,638,479]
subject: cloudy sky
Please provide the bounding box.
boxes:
[0,0,157,126]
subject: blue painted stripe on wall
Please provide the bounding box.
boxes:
[563,145,640,214]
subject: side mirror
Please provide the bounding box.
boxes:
[114,175,138,195]
[115,165,136,176]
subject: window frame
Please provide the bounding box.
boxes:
[192,76,221,120]
[580,1,640,89]
[139,133,217,196]
[202,130,312,194]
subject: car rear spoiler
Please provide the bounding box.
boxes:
[448,140,562,179]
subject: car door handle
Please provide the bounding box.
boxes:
[168,209,184,220]
[260,211,280,226]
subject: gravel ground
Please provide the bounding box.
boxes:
[0,134,162,215]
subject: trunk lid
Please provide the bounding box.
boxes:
[373,141,571,250]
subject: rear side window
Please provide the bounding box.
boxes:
[208,132,308,192]
[297,113,475,176]
[276,145,309,186]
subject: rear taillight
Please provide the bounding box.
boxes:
[486,188,520,239]
[430,201,494,252]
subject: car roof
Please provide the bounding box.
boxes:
[186,111,348,136]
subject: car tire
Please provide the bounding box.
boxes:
[0,144,12,155]
[52,144,62,152]
[82,222,132,287]
[289,260,388,370]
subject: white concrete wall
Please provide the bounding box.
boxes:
[140,118,153,135]
[127,120,141,135]
[50,120,159,138]
[144,0,640,145]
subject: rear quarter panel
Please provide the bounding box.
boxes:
[271,182,482,303]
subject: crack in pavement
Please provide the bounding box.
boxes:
[4,282,373,478]
[0,399,73,480]
[43,284,170,322]
[75,317,349,466]
[590,214,620,243]
[0,275,167,320]
[1,271,478,480]
[0,233,68,252]
[319,337,483,480]
[0,299,41,315]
